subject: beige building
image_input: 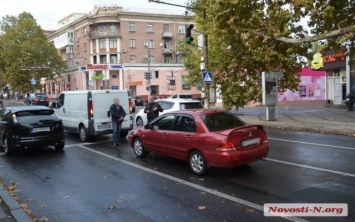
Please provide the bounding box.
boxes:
[45,4,200,100]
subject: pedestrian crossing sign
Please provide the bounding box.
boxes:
[202,72,213,83]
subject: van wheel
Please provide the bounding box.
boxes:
[79,125,90,142]
[120,131,128,138]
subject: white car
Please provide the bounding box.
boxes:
[135,98,204,127]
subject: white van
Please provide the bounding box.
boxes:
[51,90,133,142]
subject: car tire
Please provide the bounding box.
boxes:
[3,136,13,156]
[133,138,148,157]
[54,142,65,151]
[136,117,144,127]
[79,125,90,142]
[120,131,128,138]
[189,150,208,175]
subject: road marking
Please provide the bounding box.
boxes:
[268,137,355,151]
[65,140,112,148]
[77,145,308,222]
[267,158,355,178]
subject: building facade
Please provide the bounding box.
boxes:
[45,4,200,100]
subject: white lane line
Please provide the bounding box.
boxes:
[76,145,308,222]
[267,158,355,178]
[268,137,355,151]
[65,140,112,148]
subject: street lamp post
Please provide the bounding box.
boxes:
[145,41,152,96]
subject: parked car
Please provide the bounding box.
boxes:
[51,90,133,142]
[25,93,49,106]
[134,96,144,106]
[135,98,204,127]
[0,106,65,155]
[129,110,269,175]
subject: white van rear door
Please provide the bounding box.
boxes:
[92,91,130,131]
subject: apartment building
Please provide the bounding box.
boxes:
[45,4,200,99]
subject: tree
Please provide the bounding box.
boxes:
[0,12,66,92]
[183,0,354,110]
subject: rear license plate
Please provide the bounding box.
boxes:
[32,127,51,133]
[40,99,44,101]
[98,123,112,129]
[242,138,260,147]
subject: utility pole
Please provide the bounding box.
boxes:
[145,41,152,96]
[202,10,209,108]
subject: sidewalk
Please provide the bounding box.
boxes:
[228,105,355,136]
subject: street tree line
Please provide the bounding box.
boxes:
[182,0,355,110]
[0,12,66,93]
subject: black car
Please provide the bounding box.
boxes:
[134,96,144,106]
[0,106,65,155]
[25,93,49,106]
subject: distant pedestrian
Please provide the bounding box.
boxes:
[15,91,19,101]
[109,98,126,147]
[144,96,163,124]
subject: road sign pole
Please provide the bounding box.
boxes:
[202,10,209,109]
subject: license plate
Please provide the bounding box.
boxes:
[98,123,112,129]
[40,99,44,101]
[242,138,260,147]
[32,127,50,133]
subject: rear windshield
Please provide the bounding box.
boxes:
[180,95,192,99]
[35,94,47,98]
[179,102,203,110]
[15,110,56,122]
[201,112,245,131]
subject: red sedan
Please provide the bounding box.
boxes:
[128,109,269,175]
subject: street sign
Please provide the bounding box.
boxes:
[263,71,283,79]
[202,72,213,83]
[30,79,37,85]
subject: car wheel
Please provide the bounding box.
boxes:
[189,150,208,175]
[120,131,128,138]
[54,142,65,151]
[136,117,144,127]
[79,125,90,142]
[133,138,148,157]
[3,136,13,156]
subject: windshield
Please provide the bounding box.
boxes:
[201,112,245,131]
[179,102,203,110]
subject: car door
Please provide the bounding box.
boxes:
[166,114,198,160]
[53,93,68,129]
[144,114,176,154]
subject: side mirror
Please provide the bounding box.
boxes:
[144,124,151,129]
[107,111,111,117]
[50,101,57,109]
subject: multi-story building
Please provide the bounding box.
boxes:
[45,4,200,100]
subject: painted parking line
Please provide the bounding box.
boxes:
[267,158,355,178]
[65,140,112,148]
[76,145,308,222]
[268,137,355,151]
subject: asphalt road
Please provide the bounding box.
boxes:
[0,103,354,222]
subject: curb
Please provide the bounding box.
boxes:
[0,184,33,222]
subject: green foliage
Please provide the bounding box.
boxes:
[183,0,354,110]
[0,12,66,92]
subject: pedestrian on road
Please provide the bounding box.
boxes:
[15,91,19,101]
[144,96,163,124]
[110,98,126,147]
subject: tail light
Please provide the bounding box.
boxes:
[45,98,49,102]
[34,97,40,102]
[261,133,268,144]
[216,141,236,151]
[129,98,133,114]
[88,99,94,118]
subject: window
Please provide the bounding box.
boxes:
[110,55,117,63]
[57,94,65,108]
[112,74,117,78]
[84,43,87,52]
[110,25,116,31]
[51,82,55,94]
[129,39,136,48]
[159,102,174,110]
[149,56,155,64]
[92,40,96,51]
[102,25,107,31]
[163,24,169,32]
[147,24,153,32]
[178,25,185,34]
[163,41,170,49]
[129,22,136,32]
[99,39,106,49]
[201,112,245,132]
[109,39,117,48]
[173,115,196,132]
[164,56,170,64]
[147,39,154,48]
[100,55,107,63]
[67,75,71,82]
[130,55,136,64]
[179,102,203,110]
[152,115,175,130]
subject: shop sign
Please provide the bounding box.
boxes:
[323,53,345,63]
[129,81,143,85]
[87,64,108,70]
[92,4,119,15]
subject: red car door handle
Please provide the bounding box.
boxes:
[185,135,191,139]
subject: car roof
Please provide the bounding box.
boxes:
[156,98,201,103]
[6,106,51,112]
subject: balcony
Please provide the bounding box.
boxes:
[90,30,121,39]
[162,48,173,55]
[162,32,173,39]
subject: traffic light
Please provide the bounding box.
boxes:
[185,24,194,44]
[144,72,152,79]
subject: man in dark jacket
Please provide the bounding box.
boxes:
[110,98,126,147]
[144,96,163,123]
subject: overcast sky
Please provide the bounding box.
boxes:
[0,0,189,30]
